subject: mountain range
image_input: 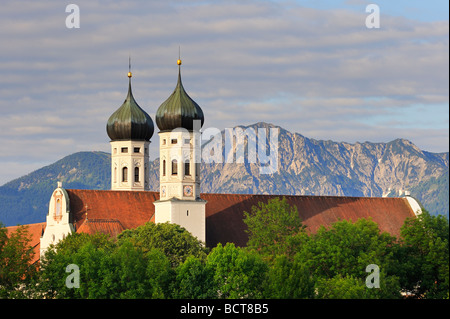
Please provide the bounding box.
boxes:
[0,122,448,226]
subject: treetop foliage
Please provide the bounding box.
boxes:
[1,199,448,299]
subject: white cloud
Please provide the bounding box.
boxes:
[0,0,448,185]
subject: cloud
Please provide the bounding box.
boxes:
[0,0,448,185]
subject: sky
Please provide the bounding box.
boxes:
[0,0,448,186]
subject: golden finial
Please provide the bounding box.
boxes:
[128,55,132,78]
[177,46,182,65]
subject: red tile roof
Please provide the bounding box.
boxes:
[66,190,415,246]
[66,189,159,231]
[203,193,416,247]
[6,190,417,259]
[77,218,125,238]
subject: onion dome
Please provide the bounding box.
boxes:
[156,59,204,131]
[107,71,154,141]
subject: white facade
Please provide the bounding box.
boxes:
[110,140,150,191]
[158,129,201,200]
[405,195,423,216]
[154,128,206,242]
[40,184,75,257]
[155,198,206,242]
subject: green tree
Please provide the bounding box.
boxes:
[296,218,401,298]
[173,256,216,299]
[398,210,449,298]
[206,243,268,299]
[243,197,306,260]
[35,232,172,299]
[35,232,112,298]
[315,272,402,299]
[297,219,397,277]
[101,241,171,299]
[315,275,369,299]
[0,224,36,298]
[263,254,315,299]
[117,222,207,267]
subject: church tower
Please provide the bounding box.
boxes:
[106,65,154,191]
[154,58,206,242]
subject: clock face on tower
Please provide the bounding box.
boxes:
[183,185,193,197]
[161,186,166,197]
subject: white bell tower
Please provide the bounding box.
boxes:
[154,58,206,242]
[106,63,154,191]
[109,140,150,191]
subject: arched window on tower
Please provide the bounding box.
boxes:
[185,160,190,176]
[163,160,166,176]
[122,167,128,182]
[172,159,178,175]
[135,167,140,182]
